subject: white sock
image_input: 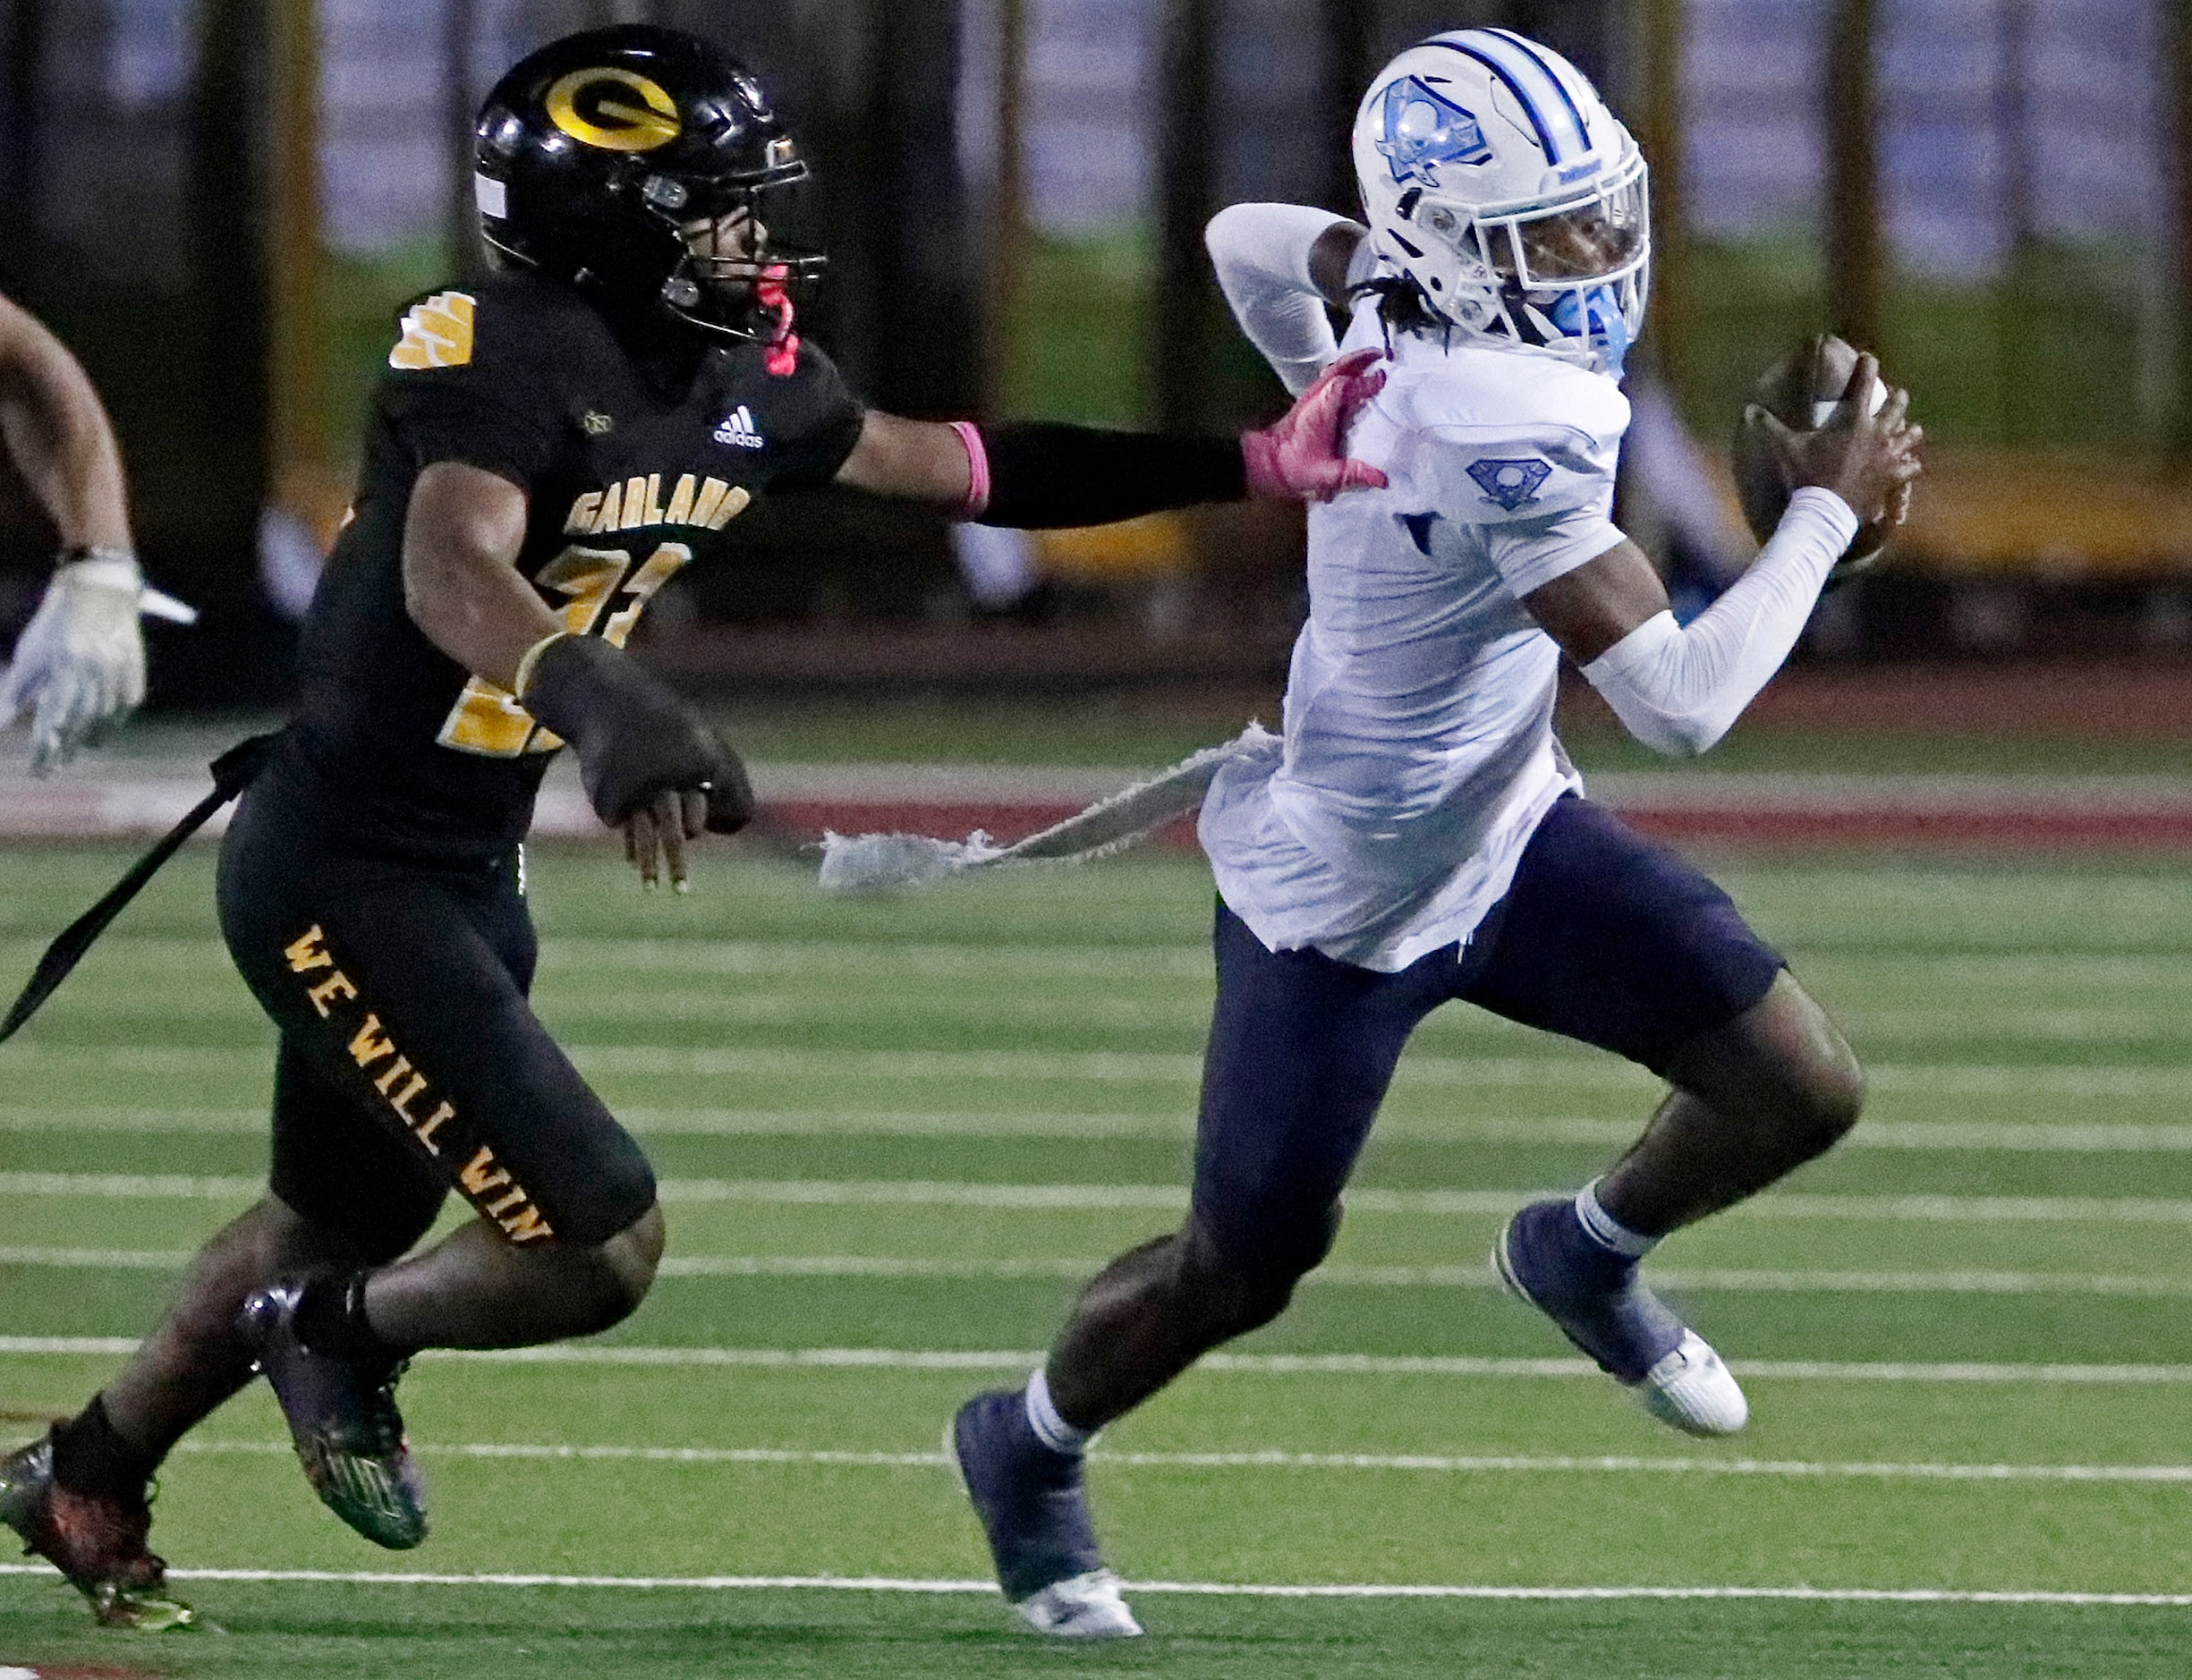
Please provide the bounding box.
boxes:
[1024,1369,1093,1455]
[1575,1177,1659,1260]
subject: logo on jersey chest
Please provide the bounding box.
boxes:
[563,471,752,538]
[1466,456,1553,511]
[713,404,767,450]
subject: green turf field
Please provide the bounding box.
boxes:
[1,843,2188,1676]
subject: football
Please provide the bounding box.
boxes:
[1730,333,1899,581]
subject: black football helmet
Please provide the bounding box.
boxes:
[474,25,824,341]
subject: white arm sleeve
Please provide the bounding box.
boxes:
[1205,203,1363,396]
[1581,488,1859,758]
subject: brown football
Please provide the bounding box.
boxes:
[1730,333,1898,581]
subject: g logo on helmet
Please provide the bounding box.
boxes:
[546,67,681,153]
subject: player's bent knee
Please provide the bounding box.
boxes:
[603,1201,666,1306]
[1691,975,1865,1156]
[535,1202,664,1335]
[593,1201,666,1322]
[1800,1041,1865,1138]
[543,1137,658,1247]
[1177,1209,1334,1338]
[1769,992,1865,1148]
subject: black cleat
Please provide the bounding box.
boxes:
[947,1390,1140,1638]
[238,1281,428,1548]
[0,1433,196,1629]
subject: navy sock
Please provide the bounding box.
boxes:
[1551,1201,1636,1283]
[1574,1177,1660,1260]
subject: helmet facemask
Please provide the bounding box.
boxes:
[1403,152,1649,376]
[642,163,827,349]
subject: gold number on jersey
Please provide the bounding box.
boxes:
[436,540,695,758]
[599,544,690,649]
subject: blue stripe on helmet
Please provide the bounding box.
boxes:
[1482,29,1594,154]
[1427,32,1562,161]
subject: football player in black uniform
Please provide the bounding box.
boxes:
[0,25,1383,1627]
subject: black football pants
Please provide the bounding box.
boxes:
[216,777,657,1252]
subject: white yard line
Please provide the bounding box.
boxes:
[0,1107,267,1133]
[0,937,1218,981]
[5,1245,2189,1299]
[0,1562,2180,1606]
[154,1437,2192,1485]
[1717,1195,2192,1225]
[605,1258,2192,1296]
[15,1040,2192,1100]
[10,1104,2192,1153]
[50,986,2192,1047]
[0,1247,190,1270]
[18,930,2192,985]
[0,1172,263,1199]
[4,1336,2190,1382]
[8,1172,2192,1226]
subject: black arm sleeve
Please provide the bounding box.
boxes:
[976,424,1245,530]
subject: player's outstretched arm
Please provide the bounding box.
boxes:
[0,297,132,553]
[1205,203,1369,395]
[401,462,752,888]
[1525,356,1922,758]
[830,351,1388,527]
[0,293,148,770]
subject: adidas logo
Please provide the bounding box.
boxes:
[713,404,766,450]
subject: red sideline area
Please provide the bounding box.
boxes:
[10,664,2189,851]
[6,766,2192,852]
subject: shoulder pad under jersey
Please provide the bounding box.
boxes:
[386,271,602,389]
[1381,340,1629,525]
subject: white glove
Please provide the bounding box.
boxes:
[1,552,148,771]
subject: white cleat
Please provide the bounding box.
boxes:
[1012,1568,1143,1639]
[1636,1330,1749,1437]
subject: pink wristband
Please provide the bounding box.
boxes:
[948,420,990,519]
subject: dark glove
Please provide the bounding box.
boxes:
[523,635,754,833]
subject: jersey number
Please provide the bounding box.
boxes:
[436,541,692,758]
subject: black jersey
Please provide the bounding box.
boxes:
[282,271,864,857]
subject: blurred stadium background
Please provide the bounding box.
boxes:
[4,3,2192,1674]
[2,0,2190,702]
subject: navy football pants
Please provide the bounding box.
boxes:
[1190,796,1785,1268]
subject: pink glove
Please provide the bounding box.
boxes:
[1240,348,1389,502]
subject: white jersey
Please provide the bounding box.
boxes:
[1200,303,1631,971]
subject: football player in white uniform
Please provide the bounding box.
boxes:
[0,293,180,770]
[948,30,1922,1638]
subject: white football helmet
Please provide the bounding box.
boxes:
[1352,29,1649,375]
